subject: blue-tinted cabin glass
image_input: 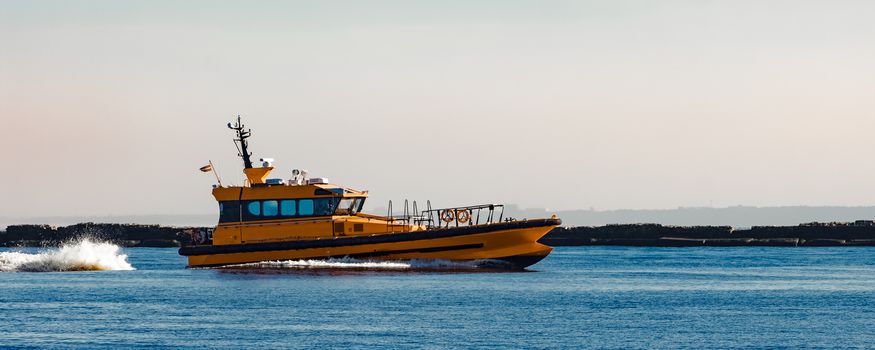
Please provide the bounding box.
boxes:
[263,200,278,216]
[331,198,340,213]
[247,201,261,216]
[299,199,314,216]
[313,198,340,216]
[281,200,296,216]
[314,199,329,216]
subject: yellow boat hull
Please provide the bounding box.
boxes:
[180,218,560,269]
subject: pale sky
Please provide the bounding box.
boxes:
[1,0,874,217]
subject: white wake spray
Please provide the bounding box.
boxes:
[0,239,135,272]
[223,257,487,270]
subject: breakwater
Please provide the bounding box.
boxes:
[0,223,197,247]
[2,221,875,247]
[542,221,875,246]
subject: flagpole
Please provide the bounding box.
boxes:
[209,160,223,187]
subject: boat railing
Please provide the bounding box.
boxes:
[418,204,505,229]
[385,200,507,231]
[386,199,430,232]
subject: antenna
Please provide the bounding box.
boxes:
[227,115,254,169]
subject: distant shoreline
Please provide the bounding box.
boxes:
[3,221,875,248]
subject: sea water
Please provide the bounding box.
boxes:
[1,244,873,349]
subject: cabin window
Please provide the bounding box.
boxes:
[237,198,338,221]
[335,198,352,215]
[299,199,314,216]
[263,200,278,216]
[314,188,334,196]
[335,198,361,215]
[280,200,296,216]
[247,201,261,216]
[218,201,241,223]
[313,198,338,216]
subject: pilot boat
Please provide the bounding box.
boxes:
[178,117,561,269]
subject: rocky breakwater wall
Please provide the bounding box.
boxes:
[541,221,875,246]
[0,223,197,247]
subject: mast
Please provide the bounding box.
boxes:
[228,115,254,169]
